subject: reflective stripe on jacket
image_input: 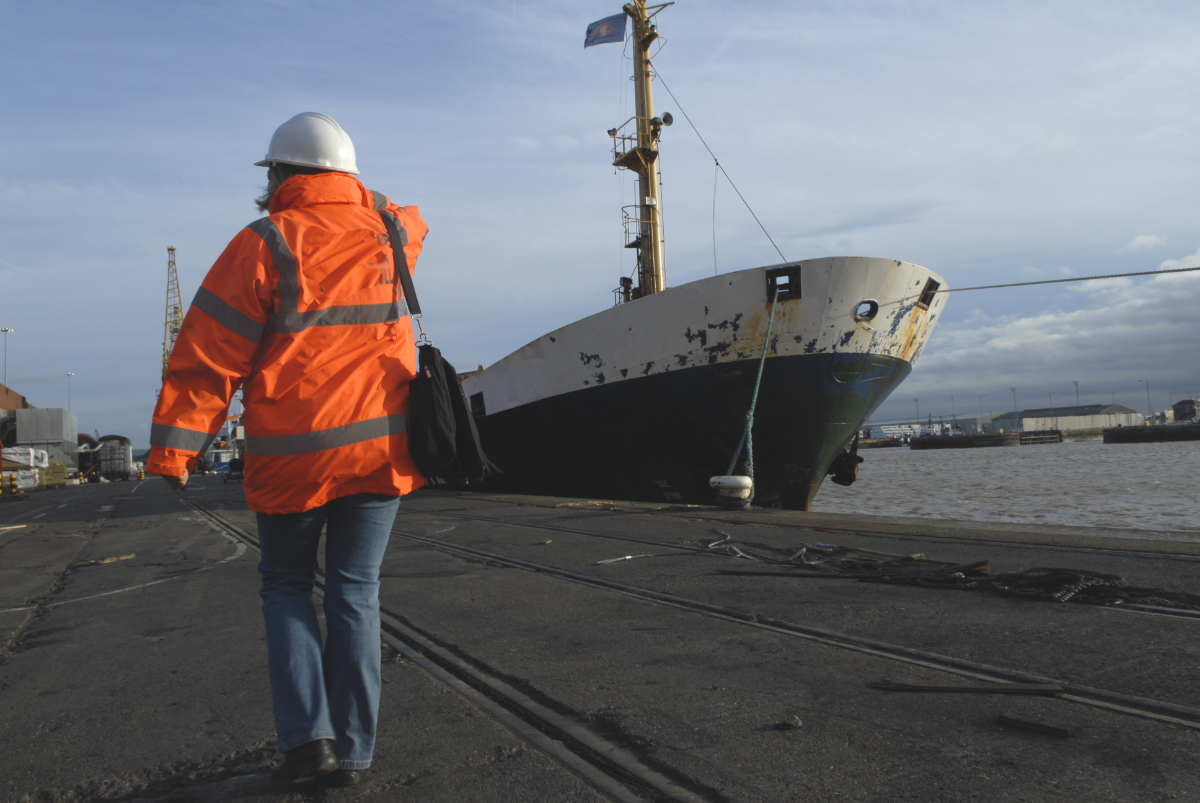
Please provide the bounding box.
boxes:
[147,172,428,514]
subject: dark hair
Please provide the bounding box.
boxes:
[255,163,335,212]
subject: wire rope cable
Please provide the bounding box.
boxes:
[646,64,1197,294]
[650,63,787,264]
[938,265,1200,293]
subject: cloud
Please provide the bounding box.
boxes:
[788,200,940,240]
[1125,234,1166,250]
[1159,246,1200,270]
[8,1,1200,444]
[1136,125,1185,143]
[1012,134,1077,162]
[874,250,1200,420]
[931,270,1197,379]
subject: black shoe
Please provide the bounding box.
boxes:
[270,739,339,790]
[321,769,361,788]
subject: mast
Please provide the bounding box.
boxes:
[611,1,673,299]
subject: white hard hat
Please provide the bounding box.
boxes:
[255,112,359,174]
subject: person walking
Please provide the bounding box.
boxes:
[147,112,427,789]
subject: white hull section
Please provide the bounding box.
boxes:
[462,257,947,416]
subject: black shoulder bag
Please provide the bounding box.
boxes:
[378,210,499,483]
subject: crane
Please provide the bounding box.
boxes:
[162,246,183,382]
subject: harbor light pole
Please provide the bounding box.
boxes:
[913,397,919,421]
[1072,380,1079,407]
[1049,393,1055,430]
[1011,387,1019,432]
[1141,379,1152,418]
[65,372,74,413]
[950,395,957,430]
[978,394,985,433]
[1,327,11,387]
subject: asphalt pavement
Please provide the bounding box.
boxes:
[2,477,1198,802]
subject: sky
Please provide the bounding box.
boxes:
[2,0,1199,447]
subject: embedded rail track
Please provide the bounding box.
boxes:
[385,524,1200,732]
[401,503,1200,565]
[397,505,1200,621]
[177,494,715,803]
[179,492,1200,803]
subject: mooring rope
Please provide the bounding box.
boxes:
[936,265,1200,293]
[725,285,782,507]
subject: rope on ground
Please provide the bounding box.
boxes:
[937,265,1200,293]
[711,541,1200,612]
[724,286,781,508]
[872,565,1200,610]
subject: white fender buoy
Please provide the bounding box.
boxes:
[709,475,753,500]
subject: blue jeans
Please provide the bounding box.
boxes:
[256,493,400,769]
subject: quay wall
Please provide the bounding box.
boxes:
[1103,424,1200,444]
[910,433,1019,449]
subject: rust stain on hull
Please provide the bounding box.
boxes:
[897,306,931,363]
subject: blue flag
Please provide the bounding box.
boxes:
[584,13,626,48]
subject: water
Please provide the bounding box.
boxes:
[810,440,1200,538]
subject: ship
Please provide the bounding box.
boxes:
[458,1,947,510]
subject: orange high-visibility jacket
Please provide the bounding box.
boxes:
[147,172,428,514]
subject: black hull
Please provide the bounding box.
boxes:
[472,352,911,510]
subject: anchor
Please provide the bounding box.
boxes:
[827,432,864,487]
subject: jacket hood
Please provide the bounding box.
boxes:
[269,172,372,215]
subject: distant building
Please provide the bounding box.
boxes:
[4,408,79,469]
[865,411,1005,437]
[992,404,1141,432]
[0,381,34,411]
[868,424,917,439]
[941,414,1000,434]
[1173,399,1198,422]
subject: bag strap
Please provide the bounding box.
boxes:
[378,210,422,318]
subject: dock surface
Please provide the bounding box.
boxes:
[2,479,1198,802]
